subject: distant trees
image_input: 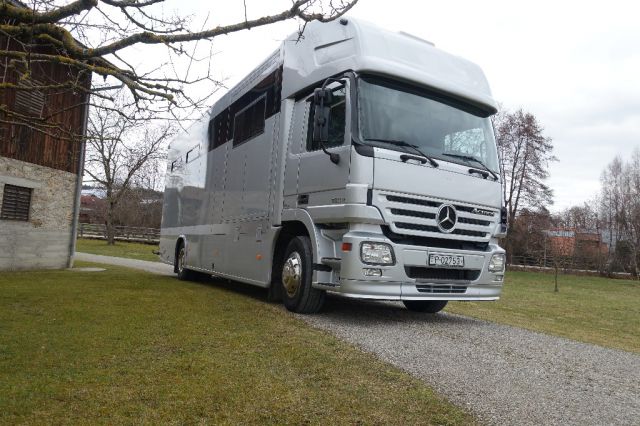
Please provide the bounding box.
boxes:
[599,149,640,276]
[80,186,162,229]
[507,207,552,261]
[507,148,640,278]
[556,203,599,231]
[111,187,163,229]
[493,108,556,259]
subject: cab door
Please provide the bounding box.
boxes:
[295,81,351,207]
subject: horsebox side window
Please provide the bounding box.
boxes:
[233,96,266,147]
[209,110,231,151]
[1,184,32,221]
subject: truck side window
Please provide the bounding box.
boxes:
[209,109,231,151]
[306,85,346,151]
[234,96,266,147]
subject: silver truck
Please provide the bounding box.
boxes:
[159,18,507,314]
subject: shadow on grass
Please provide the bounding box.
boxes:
[320,295,477,325]
[187,274,470,325]
[186,274,269,302]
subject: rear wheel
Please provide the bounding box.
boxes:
[176,242,200,281]
[403,300,448,313]
[281,236,325,314]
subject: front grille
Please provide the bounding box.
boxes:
[386,195,439,208]
[396,222,487,238]
[406,267,481,282]
[458,217,491,226]
[415,284,468,294]
[390,208,435,220]
[382,226,490,251]
[376,192,499,246]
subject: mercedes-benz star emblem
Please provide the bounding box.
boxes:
[437,204,457,233]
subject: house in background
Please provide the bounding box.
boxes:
[545,228,609,259]
[79,193,107,224]
[0,17,91,270]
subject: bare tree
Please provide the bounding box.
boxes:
[494,108,557,223]
[1,0,358,135]
[493,108,556,258]
[84,94,169,244]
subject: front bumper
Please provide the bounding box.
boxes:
[336,279,502,301]
[316,229,505,301]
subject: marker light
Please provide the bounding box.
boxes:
[363,268,382,277]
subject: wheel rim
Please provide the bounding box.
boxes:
[282,251,302,298]
[178,247,185,273]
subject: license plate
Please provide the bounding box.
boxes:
[429,254,464,267]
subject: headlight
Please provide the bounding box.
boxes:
[488,253,506,273]
[360,242,395,265]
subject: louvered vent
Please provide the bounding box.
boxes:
[1,184,32,221]
[14,79,46,118]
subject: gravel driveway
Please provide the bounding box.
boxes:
[301,296,640,426]
[75,253,640,425]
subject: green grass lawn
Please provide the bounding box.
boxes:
[76,238,160,262]
[0,263,473,425]
[69,240,640,354]
[447,271,640,353]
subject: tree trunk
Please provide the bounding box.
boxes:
[106,201,116,245]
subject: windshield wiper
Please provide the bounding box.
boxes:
[442,153,499,181]
[364,138,439,167]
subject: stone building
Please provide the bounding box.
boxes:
[0,18,91,270]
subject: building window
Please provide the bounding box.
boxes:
[1,184,32,221]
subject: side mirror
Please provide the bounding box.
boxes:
[312,88,332,143]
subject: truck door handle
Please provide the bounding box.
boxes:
[400,154,427,164]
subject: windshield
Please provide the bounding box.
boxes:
[358,76,499,172]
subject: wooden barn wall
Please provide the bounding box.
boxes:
[0,36,91,174]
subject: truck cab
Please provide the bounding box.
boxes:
[282,70,506,312]
[277,20,506,312]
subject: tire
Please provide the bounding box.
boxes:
[403,300,448,313]
[280,236,325,314]
[175,242,199,281]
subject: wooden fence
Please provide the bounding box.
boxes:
[78,223,160,244]
[508,255,633,279]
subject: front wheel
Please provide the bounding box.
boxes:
[281,236,325,314]
[403,300,448,313]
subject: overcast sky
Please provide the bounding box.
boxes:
[163,0,640,211]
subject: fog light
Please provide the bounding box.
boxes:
[493,275,504,282]
[489,254,506,273]
[363,268,382,277]
[360,242,395,265]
